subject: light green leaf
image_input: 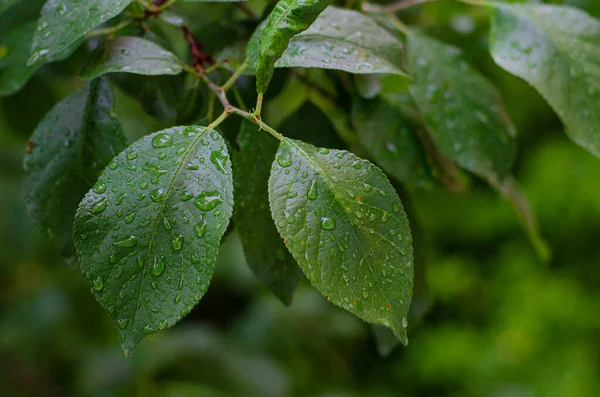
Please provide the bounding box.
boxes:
[0,21,76,96]
[488,3,600,158]
[248,7,408,78]
[352,98,434,188]
[408,32,515,179]
[253,0,333,94]
[234,121,301,304]
[73,125,233,355]
[24,78,127,239]
[268,138,414,343]
[80,36,183,80]
[28,0,134,66]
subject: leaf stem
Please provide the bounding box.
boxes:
[254,93,264,117]
[85,19,133,38]
[208,110,230,130]
[183,63,284,141]
[222,59,247,92]
[362,0,438,13]
[386,13,412,36]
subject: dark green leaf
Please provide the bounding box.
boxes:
[489,3,600,158]
[408,32,515,179]
[269,138,414,343]
[352,98,434,188]
[248,7,408,78]
[73,125,233,355]
[253,0,333,94]
[0,21,76,96]
[24,78,127,239]
[109,73,181,122]
[234,121,301,304]
[80,36,183,80]
[28,0,134,66]
[0,0,19,17]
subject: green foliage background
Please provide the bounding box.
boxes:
[1,0,600,396]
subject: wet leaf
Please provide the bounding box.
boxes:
[73,125,233,355]
[248,7,408,79]
[80,36,183,80]
[489,3,600,158]
[269,138,414,343]
[352,98,434,188]
[253,0,333,94]
[234,121,301,304]
[408,32,515,179]
[28,0,134,66]
[24,78,127,239]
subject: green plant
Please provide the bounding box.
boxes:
[6,0,599,357]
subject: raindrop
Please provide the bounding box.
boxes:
[117,318,129,329]
[180,191,193,201]
[391,202,400,213]
[321,217,336,230]
[194,221,208,238]
[93,181,107,194]
[171,235,183,251]
[124,212,136,224]
[210,151,229,174]
[308,180,318,200]
[151,256,165,276]
[91,198,108,214]
[113,235,138,248]
[93,276,104,291]
[194,191,223,211]
[277,155,292,167]
[152,133,173,148]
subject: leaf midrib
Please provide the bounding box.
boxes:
[129,127,210,342]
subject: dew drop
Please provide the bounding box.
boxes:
[321,217,336,230]
[117,318,129,329]
[308,180,318,200]
[93,181,107,194]
[277,155,292,167]
[93,276,104,291]
[151,256,165,276]
[194,221,208,238]
[392,202,400,213]
[171,235,183,251]
[124,212,136,224]
[150,188,165,203]
[210,150,229,174]
[113,235,138,248]
[91,198,108,214]
[152,133,173,148]
[194,191,223,211]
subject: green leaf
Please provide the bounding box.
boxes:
[352,98,434,188]
[0,0,20,17]
[0,21,76,96]
[248,7,408,79]
[253,0,333,94]
[488,3,600,158]
[234,121,301,304]
[73,125,234,355]
[268,138,414,343]
[408,32,515,179]
[28,0,135,66]
[80,36,183,80]
[24,78,127,239]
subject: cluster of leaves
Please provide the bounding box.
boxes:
[5,0,600,356]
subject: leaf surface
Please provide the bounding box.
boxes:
[80,36,183,80]
[489,3,600,157]
[408,32,515,179]
[73,126,233,355]
[254,0,332,94]
[234,121,301,304]
[248,7,408,78]
[24,78,127,239]
[0,21,76,96]
[269,138,413,343]
[352,98,434,188]
[28,0,134,66]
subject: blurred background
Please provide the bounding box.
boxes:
[2,0,600,396]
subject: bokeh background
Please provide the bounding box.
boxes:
[1,0,600,396]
